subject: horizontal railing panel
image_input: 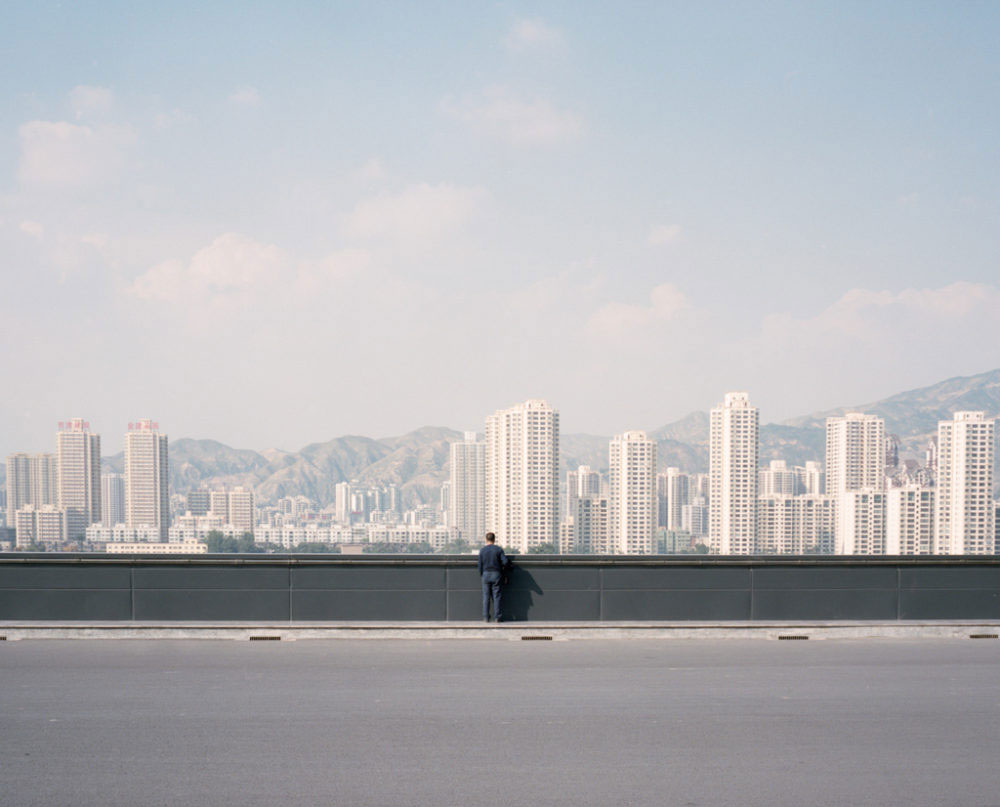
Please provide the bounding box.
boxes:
[1,554,999,622]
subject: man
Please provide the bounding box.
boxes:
[477,532,509,622]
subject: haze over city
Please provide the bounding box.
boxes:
[3,3,1000,457]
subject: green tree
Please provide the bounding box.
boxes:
[438,538,471,554]
[527,542,559,554]
[292,541,341,553]
[362,542,404,554]
[236,532,264,553]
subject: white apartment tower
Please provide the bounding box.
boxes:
[566,465,601,526]
[802,461,824,495]
[709,392,759,554]
[827,413,886,555]
[125,420,170,541]
[15,505,67,547]
[335,482,352,523]
[225,487,256,532]
[101,473,125,528]
[449,432,486,542]
[5,453,57,527]
[886,486,935,555]
[659,467,690,531]
[570,496,610,553]
[609,431,658,554]
[485,399,560,552]
[759,460,797,497]
[56,418,102,541]
[825,413,886,496]
[757,494,837,555]
[935,412,995,555]
[837,490,886,555]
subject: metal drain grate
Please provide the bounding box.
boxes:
[249,635,281,641]
[777,635,809,640]
[969,634,998,640]
[521,635,553,641]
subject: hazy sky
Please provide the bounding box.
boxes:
[2,2,999,455]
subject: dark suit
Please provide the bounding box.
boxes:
[478,543,509,621]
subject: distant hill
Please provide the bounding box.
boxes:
[9,369,999,507]
[102,427,463,508]
[782,368,1000,456]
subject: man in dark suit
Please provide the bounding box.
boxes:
[477,532,509,622]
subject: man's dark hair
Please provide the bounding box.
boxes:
[485,532,496,543]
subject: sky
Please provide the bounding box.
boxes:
[2,1,999,455]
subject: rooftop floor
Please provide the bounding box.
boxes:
[2,638,1000,806]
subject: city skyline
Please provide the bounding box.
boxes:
[3,4,1000,456]
[4,390,996,555]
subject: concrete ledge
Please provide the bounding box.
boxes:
[2,620,1000,641]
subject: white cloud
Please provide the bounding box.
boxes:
[19,220,44,240]
[153,108,194,129]
[647,223,681,246]
[504,18,565,50]
[228,86,262,107]
[443,86,583,146]
[131,233,291,304]
[129,234,372,313]
[18,120,137,185]
[69,85,114,119]
[355,157,387,182]
[761,282,1000,346]
[345,183,489,244]
[588,283,693,337]
[297,248,372,294]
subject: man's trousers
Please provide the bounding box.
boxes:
[481,571,503,621]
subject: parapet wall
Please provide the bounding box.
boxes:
[1,554,999,622]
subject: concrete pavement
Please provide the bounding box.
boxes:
[2,638,1000,806]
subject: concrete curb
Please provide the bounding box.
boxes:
[2,621,1000,641]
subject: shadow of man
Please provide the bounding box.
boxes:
[501,559,544,622]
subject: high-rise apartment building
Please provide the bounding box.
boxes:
[756,494,837,554]
[449,431,485,542]
[759,460,798,497]
[709,392,759,554]
[228,487,255,532]
[886,486,935,555]
[485,399,560,552]
[801,461,824,495]
[566,465,601,522]
[565,495,610,553]
[204,487,255,531]
[209,490,229,521]
[837,490,886,555]
[125,420,169,541]
[15,504,66,547]
[101,473,125,527]
[5,453,57,527]
[187,488,211,517]
[682,498,709,540]
[825,413,886,496]
[335,482,352,523]
[658,467,690,531]
[827,413,886,556]
[56,418,101,541]
[609,431,657,554]
[935,412,995,555]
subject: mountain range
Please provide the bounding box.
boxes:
[3,369,999,508]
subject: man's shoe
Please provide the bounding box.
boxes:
[483,617,490,622]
